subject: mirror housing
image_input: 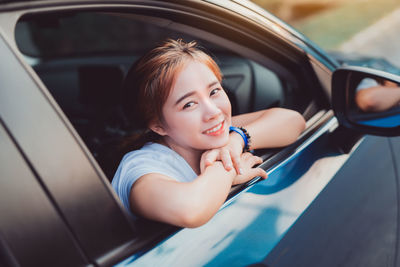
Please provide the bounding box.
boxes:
[332,66,400,136]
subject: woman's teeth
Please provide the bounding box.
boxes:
[205,122,223,134]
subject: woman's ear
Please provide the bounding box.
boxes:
[149,121,167,136]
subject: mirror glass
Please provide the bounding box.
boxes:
[346,74,400,128]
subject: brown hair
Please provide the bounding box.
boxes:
[122,39,222,149]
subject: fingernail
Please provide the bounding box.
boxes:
[239,168,243,174]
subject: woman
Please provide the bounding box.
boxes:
[112,39,305,228]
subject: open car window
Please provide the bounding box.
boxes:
[15,11,313,181]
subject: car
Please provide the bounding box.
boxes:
[1,0,400,266]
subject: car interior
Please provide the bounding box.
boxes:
[15,11,316,180]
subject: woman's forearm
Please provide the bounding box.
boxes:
[130,162,235,228]
[181,162,236,227]
[356,86,400,112]
[233,108,305,149]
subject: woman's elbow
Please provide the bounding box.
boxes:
[177,208,212,228]
[267,108,305,146]
[356,91,379,112]
[292,110,306,134]
[284,109,306,142]
[172,200,215,228]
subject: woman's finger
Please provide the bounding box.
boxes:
[241,152,252,160]
[204,149,220,166]
[221,148,233,171]
[253,167,268,179]
[232,167,267,185]
[250,156,263,166]
[230,150,242,174]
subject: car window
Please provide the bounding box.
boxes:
[16,11,231,58]
[15,11,311,180]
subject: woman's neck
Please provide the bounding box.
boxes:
[160,138,203,175]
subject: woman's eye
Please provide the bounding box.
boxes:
[183,101,195,109]
[210,88,221,96]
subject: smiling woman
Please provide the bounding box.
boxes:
[112,39,306,227]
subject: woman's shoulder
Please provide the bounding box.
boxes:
[117,142,196,183]
[117,142,194,177]
[112,143,174,192]
[112,142,177,214]
[121,142,176,163]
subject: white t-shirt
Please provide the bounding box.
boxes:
[356,78,378,92]
[112,142,197,214]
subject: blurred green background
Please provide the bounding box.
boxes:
[251,0,400,51]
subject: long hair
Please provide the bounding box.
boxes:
[121,39,222,150]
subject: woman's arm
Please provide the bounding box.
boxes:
[232,107,306,149]
[355,85,400,112]
[130,154,266,228]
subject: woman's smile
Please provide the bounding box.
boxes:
[203,120,225,136]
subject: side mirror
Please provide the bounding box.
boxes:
[332,66,400,136]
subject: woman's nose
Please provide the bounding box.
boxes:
[203,100,221,121]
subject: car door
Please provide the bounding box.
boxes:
[263,135,399,267]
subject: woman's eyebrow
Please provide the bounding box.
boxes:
[175,91,196,106]
[208,81,219,88]
[174,81,220,106]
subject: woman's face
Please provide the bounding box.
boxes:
[155,60,231,152]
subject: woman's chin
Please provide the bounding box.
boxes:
[204,136,229,149]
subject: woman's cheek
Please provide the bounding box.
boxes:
[179,109,203,126]
[217,94,232,115]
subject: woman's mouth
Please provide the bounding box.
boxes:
[203,121,225,136]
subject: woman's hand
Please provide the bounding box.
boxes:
[232,152,267,185]
[200,132,244,174]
